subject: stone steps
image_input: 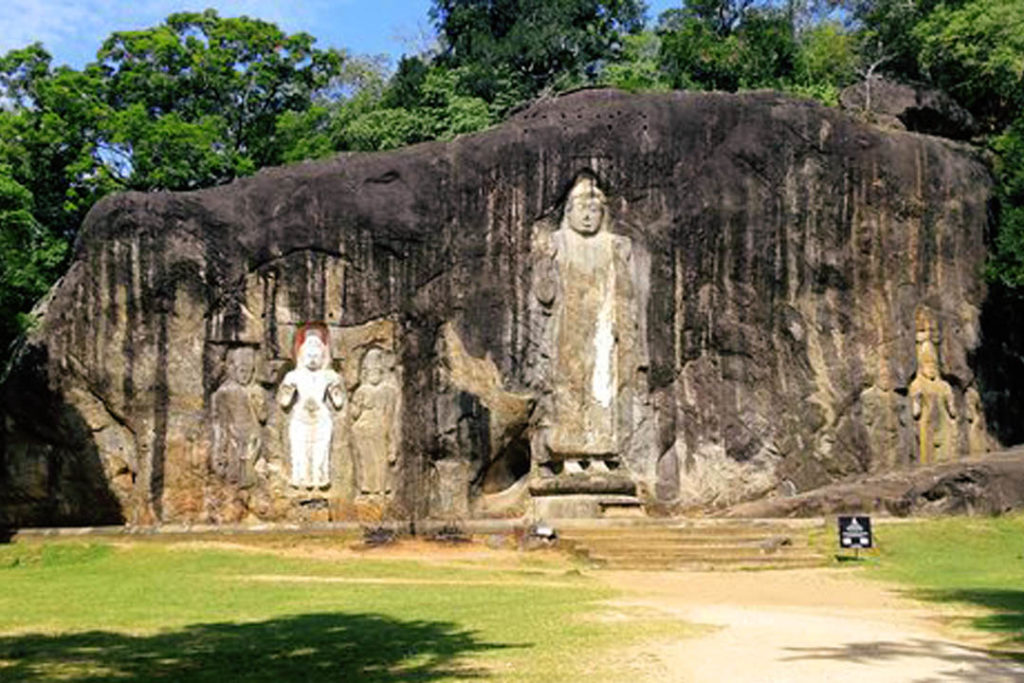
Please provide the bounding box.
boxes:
[586,553,828,571]
[558,518,829,571]
[577,538,811,552]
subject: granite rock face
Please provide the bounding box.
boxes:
[722,450,1024,518]
[0,89,1003,526]
[839,78,979,140]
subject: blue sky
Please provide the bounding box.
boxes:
[1,1,680,70]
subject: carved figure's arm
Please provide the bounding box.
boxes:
[387,389,399,463]
[277,374,298,409]
[350,389,365,420]
[326,373,346,410]
[534,255,557,307]
[944,386,957,419]
[532,231,558,307]
[911,390,922,420]
[250,389,269,424]
[211,392,224,445]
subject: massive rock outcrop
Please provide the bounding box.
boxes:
[0,89,1004,526]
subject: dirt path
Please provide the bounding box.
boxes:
[600,568,1024,682]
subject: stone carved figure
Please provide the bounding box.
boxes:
[211,346,266,488]
[909,315,957,465]
[534,174,636,461]
[965,387,990,457]
[277,327,345,488]
[350,347,400,497]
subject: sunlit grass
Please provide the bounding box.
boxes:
[0,534,697,681]
[851,515,1024,651]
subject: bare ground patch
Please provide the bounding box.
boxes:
[594,568,1024,682]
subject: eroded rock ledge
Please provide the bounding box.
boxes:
[0,89,1004,526]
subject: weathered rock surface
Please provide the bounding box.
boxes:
[0,89,1010,526]
[721,448,1024,517]
[839,78,979,140]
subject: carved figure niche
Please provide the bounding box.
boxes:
[531,173,642,491]
[210,346,267,488]
[909,312,957,465]
[277,324,345,488]
[350,347,401,498]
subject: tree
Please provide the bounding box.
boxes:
[659,15,743,90]
[913,0,1024,132]
[339,65,493,151]
[0,45,107,240]
[988,116,1024,288]
[601,32,672,91]
[0,167,67,355]
[430,0,647,108]
[91,9,344,190]
[0,11,350,363]
[657,1,800,92]
[787,21,858,104]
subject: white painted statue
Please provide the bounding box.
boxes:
[277,329,345,488]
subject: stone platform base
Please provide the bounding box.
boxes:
[531,494,643,519]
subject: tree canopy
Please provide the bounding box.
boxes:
[431,0,647,105]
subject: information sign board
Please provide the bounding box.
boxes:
[838,515,873,549]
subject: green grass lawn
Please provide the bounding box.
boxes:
[0,534,695,682]
[845,515,1024,652]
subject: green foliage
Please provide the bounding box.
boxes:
[601,32,672,92]
[988,116,1024,288]
[0,46,107,239]
[844,0,929,82]
[794,21,858,91]
[431,0,647,108]
[339,65,493,151]
[657,4,801,92]
[92,9,344,189]
[659,15,744,90]
[779,21,858,105]
[0,11,351,360]
[733,9,799,88]
[275,106,337,163]
[0,167,68,351]
[344,107,431,151]
[914,0,1024,132]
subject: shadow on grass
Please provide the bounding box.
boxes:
[0,612,519,681]
[783,637,1024,679]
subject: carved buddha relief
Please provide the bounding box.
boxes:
[536,174,633,457]
[277,325,345,488]
[210,346,267,488]
[909,312,957,465]
[350,347,400,497]
[531,173,648,496]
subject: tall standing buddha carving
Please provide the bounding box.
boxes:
[533,173,641,482]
